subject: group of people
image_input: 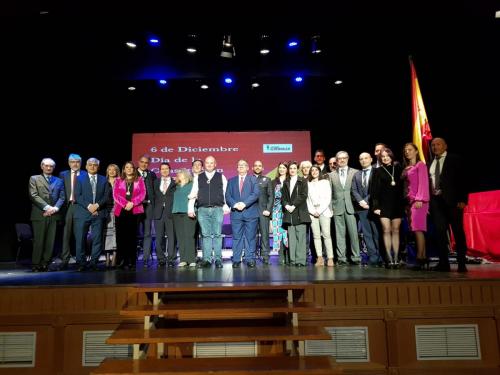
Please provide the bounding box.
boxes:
[28,136,468,273]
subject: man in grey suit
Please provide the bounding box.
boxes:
[329,151,360,266]
[29,158,65,272]
[252,161,273,264]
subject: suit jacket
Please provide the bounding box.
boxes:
[282,177,311,225]
[153,177,176,219]
[430,153,468,206]
[59,169,88,205]
[351,168,375,211]
[139,169,157,204]
[29,175,65,221]
[254,174,273,213]
[329,167,359,215]
[113,177,146,216]
[225,175,260,219]
[74,174,110,220]
[318,164,330,177]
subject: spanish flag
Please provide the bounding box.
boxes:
[410,57,433,163]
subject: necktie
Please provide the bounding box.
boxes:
[340,169,345,177]
[362,169,368,188]
[239,176,244,194]
[161,178,168,193]
[90,175,97,203]
[45,175,51,184]
[434,156,441,192]
[340,169,346,187]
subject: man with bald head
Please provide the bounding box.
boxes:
[190,156,230,268]
[352,152,382,266]
[429,137,468,272]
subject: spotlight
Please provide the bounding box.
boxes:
[149,38,160,46]
[128,86,136,91]
[125,42,137,49]
[200,84,209,90]
[259,34,270,55]
[186,34,198,54]
[159,79,167,85]
[311,35,321,54]
[224,77,233,84]
[251,82,260,88]
[288,40,299,48]
[221,35,235,58]
[294,76,303,83]
[334,80,343,85]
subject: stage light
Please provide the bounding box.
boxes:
[125,42,137,49]
[496,10,500,18]
[159,79,167,85]
[128,86,136,91]
[311,35,321,54]
[224,77,233,85]
[294,76,303,83]
[149,38,159,46]
[186,34,198,54]
[251,82,260,88]
[200,84,209,90]
[221,35,235,58]
[288,40,299,48]
[334,80,343,85]
[259,34,270,55]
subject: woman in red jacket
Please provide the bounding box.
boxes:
[113,161,146,270]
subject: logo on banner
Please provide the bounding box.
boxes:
[263,144,293,153]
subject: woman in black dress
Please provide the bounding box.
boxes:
[370,148,405,267]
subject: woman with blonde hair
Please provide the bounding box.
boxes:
[172,168,197,267]
[104,164,120,269]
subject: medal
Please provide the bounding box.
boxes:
[382,164,396,187]
[391,179,396,186]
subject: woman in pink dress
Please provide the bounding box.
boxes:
[402,143,430,269]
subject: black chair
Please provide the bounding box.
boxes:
[15,223,33,264]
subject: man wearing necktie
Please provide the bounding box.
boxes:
[29,158,65,272]
[352,152,382,267]
[73,158,110,271]
[429,137,469,272]
[225,160,260,268]
[329,151,361,266]
[58,153,87,270]
[137,155,157,265]
[153,162,175,268]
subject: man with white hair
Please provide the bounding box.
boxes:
[29,158,65,272]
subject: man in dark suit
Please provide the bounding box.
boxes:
[429,137,469,272]
[226,160,260,268]
[137,155,157,263]
[73,158,110,271]
[152,162,176,268]
[251,160,273,264]
[314,149,330,176]
[58,153,87,269]
[29,158,65,272]
[352,152,382,267]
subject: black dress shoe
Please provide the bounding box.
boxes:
[39,265,49,272]
[215,260,223,268]
[31,266,40,272]
[77,264,86,272]
[232,262,241,268]
[246,261,256,268]
[158,261,166,267]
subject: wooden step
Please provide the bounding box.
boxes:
[91,356,338,375]
[106,326,331,345]
[121,301,322,319]
[134,283,311,294]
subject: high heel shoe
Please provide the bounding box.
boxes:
[415,257,430,270]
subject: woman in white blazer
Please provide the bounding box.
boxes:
[307,165,334,266]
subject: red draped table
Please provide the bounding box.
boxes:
[464,190,500,261]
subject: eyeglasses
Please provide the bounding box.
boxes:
[337,157,348,160]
